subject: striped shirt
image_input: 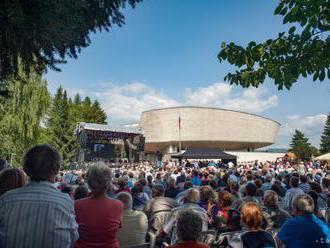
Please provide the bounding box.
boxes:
[0,181,79,248]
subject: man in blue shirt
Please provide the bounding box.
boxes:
[277,194,330,248]
[191,170,202,187]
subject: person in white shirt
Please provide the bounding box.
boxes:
[116,192,148,248]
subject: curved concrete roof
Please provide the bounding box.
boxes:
[142,106,281,125]
[140,106,280,152]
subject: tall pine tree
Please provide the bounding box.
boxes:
[73,93,81,105]
[320,113,330,154]
[289,130,314,161]
[46,87,77,161]
[81,96,93,121]
[76,96,107,124]
[90,100,107,124]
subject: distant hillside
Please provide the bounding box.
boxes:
[256,148,289,153]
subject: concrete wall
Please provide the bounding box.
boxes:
[227,151,285,163]
[140,107,280,152]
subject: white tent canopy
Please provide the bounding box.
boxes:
[314,153,330,161]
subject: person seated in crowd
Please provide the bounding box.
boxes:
[140,178,153,198]
[0,168,26,196]
[213,191,241,234]
[176,167,186,189]
[261,175,273,192]
[175,180,193,204]
[168,210,210,248]
[308,190,323,219]
[236,202,276,248]
[277,194,330,248]
[131,184,150,211]
[209,179,219,191]
[165,177,180,199]
[283,176,304,213]
[115,177,130,194]
[192,170,202,186]
[63,170,78,185]
[147,174,154,190]
[321,177,330,206]
[74,185,88,200]
[254,178,264,198]
[262,190,291,231]
[162,188,208,244]
[74,163,123,248]
[199,185,218,219]
[309,181,328,210]
[0,144,78,248]
[271,180,286,198]
[239,173,254,197]
[127,171,136,188]
[144,183,177,234]
[299,174,311,193]
[233,183,259,211]
[116,192,148,248]
[228,180,240,201]
[201,171,210,185]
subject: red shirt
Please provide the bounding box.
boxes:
[168,241,210,248]
[74,197,123,248]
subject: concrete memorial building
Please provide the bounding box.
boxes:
[139,107,282,161]
[76,107,283,162]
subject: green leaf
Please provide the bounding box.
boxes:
[327,69,330,80]
[302,71,307,78]
[280,7,288,15]
[274,3,284,15]
[319,70,325,81]
[283,14,291,24]
[288,26,296,34]
[313,71,319,81]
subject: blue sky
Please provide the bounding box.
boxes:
[45,0,329,148]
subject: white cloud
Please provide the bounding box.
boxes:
[278,114,327,147]
[93,81,279,125]
[96,82,179,121]
[184,83,278,113]
[184,83,232,105]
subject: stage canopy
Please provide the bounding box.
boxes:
[172,147,237,161]
[314,153,330,161]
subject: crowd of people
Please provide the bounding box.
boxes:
[0,144,330,248]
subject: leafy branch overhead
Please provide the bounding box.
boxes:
[218,0,330,89]
[0,0,142,80]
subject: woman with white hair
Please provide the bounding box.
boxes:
[116,192,148,247]
[74,163,123,248]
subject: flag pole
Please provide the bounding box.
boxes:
[178,115,182,153]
